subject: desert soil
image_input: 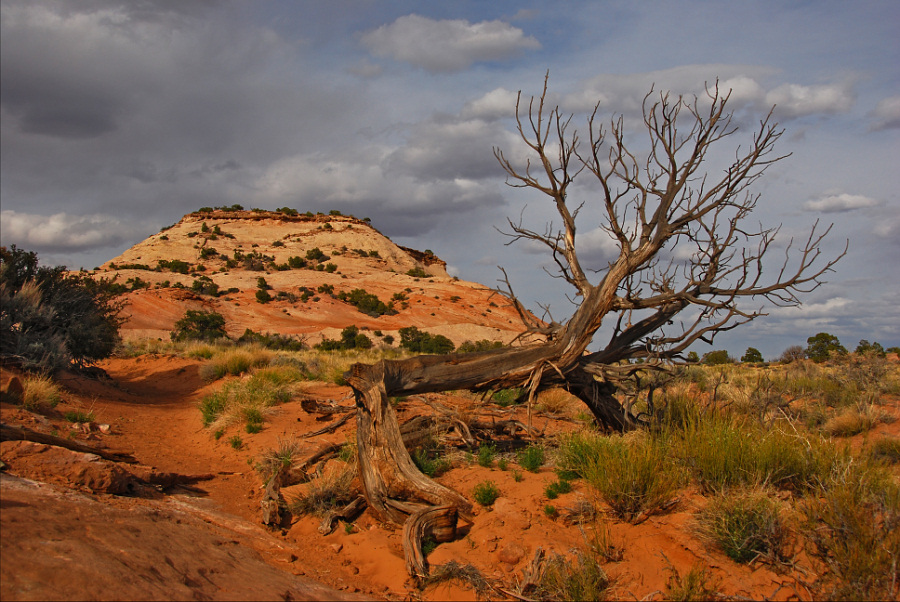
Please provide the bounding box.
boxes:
[7,355,891,601]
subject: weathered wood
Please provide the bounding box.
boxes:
[300,397,354,415]
[349,363,474,526]
[402,505,458,579]
[318,495,367,535]
[260,464,286,526]
[0,423,138,464]
[300,413,353,438]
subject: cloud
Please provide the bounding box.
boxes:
[254,148,506,237]
[560,66,857,123]
[0,210,148,253]
[461,88,519,120]
[869,95,900,131]
[802,193,880,213]
[360,14,540,72]
[764,81,855,118]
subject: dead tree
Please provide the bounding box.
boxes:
[345,75,845,577]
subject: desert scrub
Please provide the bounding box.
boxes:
[228,435,243,450]
[412,448,451,477]
[256,437,302,480]
[64,409,95,423]
[821,403,880,437]
[671,411,836,493]
[544,478,573,500]
[663,564,719,602]
[19,374,62,410]
[800,460,900,600]
[870,436,900,464]
[579,433,684,522]
[476,442,497,467]
[199,345,274,381]
[199,367,299,428]
[535,550,612,601]
[472,480,500,506]
[696,487,788,563]
[289,464,356,516]
[518,444,545,472]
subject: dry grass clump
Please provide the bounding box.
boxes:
[199,365,303,428]
[870,436,900,464]
[20,374,62,411]
[199,345,275,381]
[821,403,884,437]
[423,562,493,599]
[563,431,683,522]
[801,459,900,600]
[534,549,613,601]
[663,564,720,601]
[288,463,356,517]
[536,388,577,415]
[256,437,302,480]
[695,487,789,563]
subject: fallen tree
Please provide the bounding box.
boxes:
[340,76,844,579]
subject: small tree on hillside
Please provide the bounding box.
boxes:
[855,339,886,357]
[806,332,847,362]
[741,347,764,363]
[301,76,845,577]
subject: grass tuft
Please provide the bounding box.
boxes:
[20,374,62,410]
[535,550,612,601]
[696,487,788,563]
[289,464,356,517]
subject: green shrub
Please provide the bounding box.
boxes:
[741,347,764,363]
[336,289,395,317]
[476,443,496,468]
[518,445,545,472]
[702,349,733,365]
[545,479,573,500]
[1,246,123,371]
[171,310,227,342]
[413,449,451,477]
[229,435,243,449]
[398,326,455,354]
[472,480,500,506]
[64,410,94,423]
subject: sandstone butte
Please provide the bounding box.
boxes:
[92,208,528,346]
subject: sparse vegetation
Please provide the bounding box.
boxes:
[171,310,227,342]
[518,445,545,472]
[472,480,500,506]
[696,487,787,563]
[289,464,356,517]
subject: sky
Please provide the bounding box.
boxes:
[1,0,898,359]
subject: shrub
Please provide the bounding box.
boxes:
[855,339,886,357]
[255,289,273,304]
[545,479,573,500]
[171,310,227,342]
[696,488,787,563]
[476,443,496,468]
[228,435,243,449]
[198,364,298,427]
[316,325,373,351]
[305,247,328,262]
[779,345,807,363]
[236,329,306,351]
[336,289,395,317]
[822,405,878,437]
[472,480,500,506]
[663,565,718,602]
[406,267,430,278]
[702,349,733,365]
[398,326,455,354]
[191,276,219,296]
[157,259,191,274]
[1,246,123,371]
[413,449,451,477]
[64,410,95,423]
[518,445,545,472]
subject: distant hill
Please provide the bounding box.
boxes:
[92,208,527,347]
